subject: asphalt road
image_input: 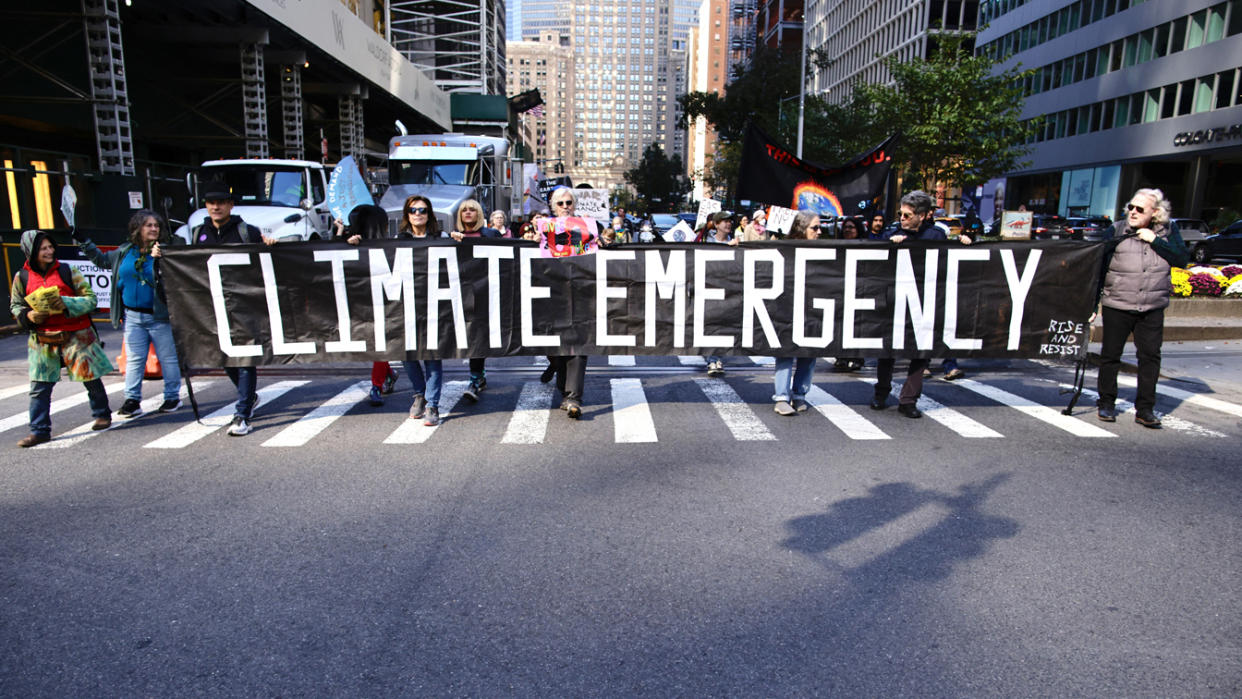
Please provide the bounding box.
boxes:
[2,340,1240,695]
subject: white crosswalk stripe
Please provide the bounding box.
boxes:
[805,385,890,440]
[0,380,125,436]
[382,380,469,444]
[501,381,557,444]
[261,381,370,447]
[678,355,707,366]
[0,382,33,402]
[1056,382,1227,438]
[143,380,308,449]
[1115,375,1242,418]
[35,383,208,449]
[858,378,1004,439]
[748,356,775,366]
[948,378,1116,438]
[694,378,775,441]
[608,355,636,366]
[611,378,657,442]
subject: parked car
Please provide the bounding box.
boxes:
[934,216,963,237]
[1189,219,1242,263]
[650,213,682,239]
[1065,216,1112,242]
[1173,218,1211,242]
[1031,214,1076,240]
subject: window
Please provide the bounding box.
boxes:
[1153,23,1170,58]
[1195,77,1214,112]
[1170,16,1188,52]
[1113,95,1130,128]
[1177,80,1194,115]
[1207,2,1227,41]
[1187,9,1206,49]
[1137,28,1153,62]
[1217,70,1236,109]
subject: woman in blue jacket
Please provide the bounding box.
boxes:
[76,209,182,418]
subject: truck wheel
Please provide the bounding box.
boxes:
[1192,245,1209,263]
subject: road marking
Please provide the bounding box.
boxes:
[858,378,1003,438]
[677,355,706,366]
[748,356,775,366]
[694,378,776,441]
[805,385,890,440]
[1057,382,1227,438]
[35,383,209,449]
[382,380,468,444]
[532,356,550,366]
[608,354,636,366]
[501,381,556,444]
[0,380,125,435]
[143,380,308,449]
[261,381,370,447]
[1116,375,1242,418]
[0,382,33,402]
[949,378,1115,438]
[611,378,657,443]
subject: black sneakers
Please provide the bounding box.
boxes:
[117,398,143,419]
[1134,410,1162,428]
[157,398,182,413]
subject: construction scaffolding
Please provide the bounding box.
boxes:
[280,64,304,160]
[81,0,135,176]
[240,43,270,158]
[389,0,506,95]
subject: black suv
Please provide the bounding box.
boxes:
[1065,216,1112,241]
[1190,220,1242,263]
[1031,215,1076,239]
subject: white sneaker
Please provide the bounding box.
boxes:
[226,417,252,436]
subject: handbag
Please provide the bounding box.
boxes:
[34,330,69,346]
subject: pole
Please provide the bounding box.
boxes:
[796,26,807,159]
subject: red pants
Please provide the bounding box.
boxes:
[371,361,396,388]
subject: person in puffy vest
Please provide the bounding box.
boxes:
[1094,187,1189,428]
[9,230,114,447]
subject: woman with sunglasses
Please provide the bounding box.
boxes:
[1094,188,1188,428]
[544,186,592,419]
[447,199,502,403]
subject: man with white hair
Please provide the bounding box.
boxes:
[1094,187,1188,428]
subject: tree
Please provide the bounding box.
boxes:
[624,143,691,213]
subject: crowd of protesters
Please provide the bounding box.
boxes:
[9,181,1183,445]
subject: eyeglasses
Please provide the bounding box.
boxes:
[1126,203,1146,214]
[407,207,429,215]
[553,200,573,207]
[898,210,921,219]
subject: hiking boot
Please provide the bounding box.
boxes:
[117,398,143,419]
[18,433,50,448]
[870,394,888,410]
[1134,410,1162,428]
[409,393,427,419]
[368,385,384,407]
[91,416,111,431]
[944,368,966,381]
[422,406,440,426]
[774,400,797,416]
[565,399,582,419]
[898,403,923,419]
[1097,405,1117,422]
[463,379,483,403]
[226,417,252,436]
[157,398,182,413]
[381,369,398,394]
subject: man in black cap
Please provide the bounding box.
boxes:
[190,181,265,435]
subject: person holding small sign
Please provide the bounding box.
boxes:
[448,199,503,405]
[544,186,593,418]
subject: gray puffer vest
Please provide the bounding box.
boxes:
[1101,221,1173,312]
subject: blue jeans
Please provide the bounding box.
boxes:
[772,357,816,402]
[30,379,110,437]
[225,367,257,420]
[123,309,182,401]
[402,360,444,408]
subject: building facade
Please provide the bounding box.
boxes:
[978,0,1242,222]
[506,32,577,176]
[687,0,734,199]
[390,0,508,94]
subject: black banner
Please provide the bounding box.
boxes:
[736,124,893,218]
[159,239,1102,368]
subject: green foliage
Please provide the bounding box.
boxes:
[623,143,691,213]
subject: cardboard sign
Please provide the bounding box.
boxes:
[765,205,797,236]
[663,220,696,242]
[128,191,144,209]
[574,189,610,223]
[537,216,599,257]
[695,198,721,229]
[1000,211,1033,240]
[62,259,112,312]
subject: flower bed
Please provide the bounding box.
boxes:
[1171,264,1242,297]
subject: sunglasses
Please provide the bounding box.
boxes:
[407,207,429,214]
[553,201,573,207]
[898,211,921,219]
[1126,203,1146,213]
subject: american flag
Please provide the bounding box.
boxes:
[528,104,546,118]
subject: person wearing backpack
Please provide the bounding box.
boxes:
[9,230,114,447]
[177,181,266,436]
[75,209,183,419]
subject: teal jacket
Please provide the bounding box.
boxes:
[78,238,176,327]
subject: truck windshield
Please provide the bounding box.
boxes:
[203,166,306,207]
[389,160,476,186]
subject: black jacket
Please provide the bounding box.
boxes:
[191,215,261,245]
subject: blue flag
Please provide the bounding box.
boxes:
[327,156,375,222]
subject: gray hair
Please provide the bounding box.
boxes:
[787,210,821,240]
[900,190,934,215]
[1132,188,1172,224]
[550,186,576,206]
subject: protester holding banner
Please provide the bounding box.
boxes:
[335,204,402,406]
[772,211,823,416]
[740,209,769,242]
[10,230,114,447]
[76,209,183,419]
[545,186,592,419]
[448,199,502,404]
[871,191,947,418]
[489,210,512,238]
[190,181,266,436]
[868,213,890,240]
[701,211,740,378]
[396,194,448,426]
[1094,188,1188,428]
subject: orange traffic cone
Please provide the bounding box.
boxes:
[117,342,163,379]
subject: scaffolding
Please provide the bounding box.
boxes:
[241,43,269,158]
[339,94,364,161]
[389,0,506,94]
[280,64,304,160]
[81,0,135,176]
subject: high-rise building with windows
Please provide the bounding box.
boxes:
[977,0,1242,221]
[507,32,577,175]
[687,0,733,199]
[390,0,508,94]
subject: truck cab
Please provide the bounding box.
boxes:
[378,134,515,234]
[174,159,332,244]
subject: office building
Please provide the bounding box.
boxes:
[507,32,577,175]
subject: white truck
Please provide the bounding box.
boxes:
[378,134,517,234]
[174,159,332,244]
